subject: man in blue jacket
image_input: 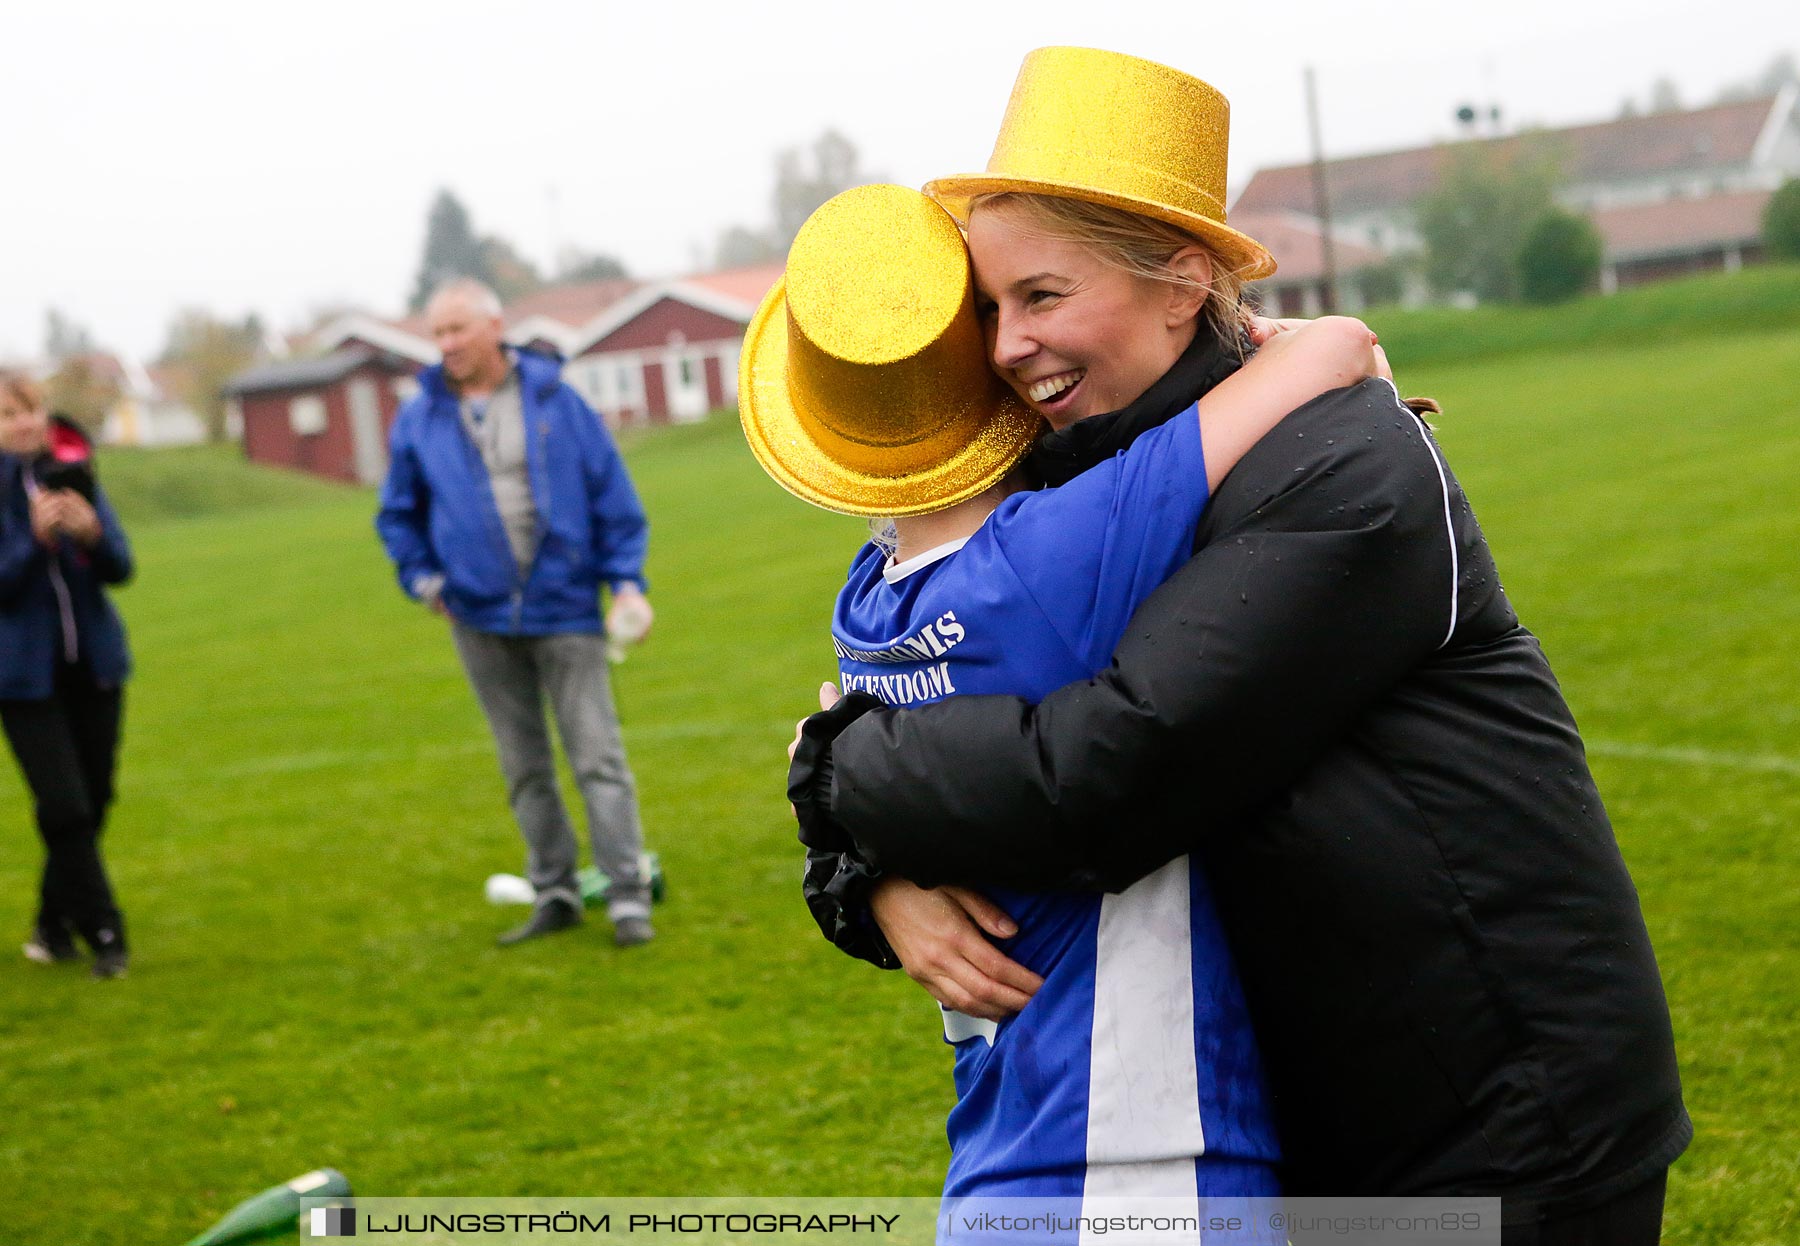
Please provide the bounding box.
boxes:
[377,279,655,947]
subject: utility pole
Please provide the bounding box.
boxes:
[1305,66,1339,314]
[546,183,562,278]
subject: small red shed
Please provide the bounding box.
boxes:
[225,348,417,485]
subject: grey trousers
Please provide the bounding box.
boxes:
[451,623,650,920]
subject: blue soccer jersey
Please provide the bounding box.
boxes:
[831,409,1281,1215]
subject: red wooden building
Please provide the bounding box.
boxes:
[312,263,782,430]
[224,348,416,484]
[235,263,786,482]
[562,264,782,424]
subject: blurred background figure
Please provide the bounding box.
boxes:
[0,370,135,980]
[375,280,658,949]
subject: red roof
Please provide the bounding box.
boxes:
[1590,188,1772,260]
[390,312,430,340]
[60,351,130,386]
[1231,212,1386,284]
[504,277,642,328]
[144,361,192,399]
[328,268,773,360]
[682,261,785,309]
[1233,95,1780,218]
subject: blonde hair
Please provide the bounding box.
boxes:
[968,193,1254,351]
[868,518,900,557]
[0,369,45,412]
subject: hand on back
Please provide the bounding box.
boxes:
[869,877,1043,1022]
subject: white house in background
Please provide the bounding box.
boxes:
[1231,87,1800,300]
[0,350,206,448]
[100,357,207,447]
[1229,210,1400,318]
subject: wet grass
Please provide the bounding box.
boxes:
[1366,260,1800,368]
[0,318,1795,1244]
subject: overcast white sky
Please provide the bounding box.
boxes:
[4,0,1793,360]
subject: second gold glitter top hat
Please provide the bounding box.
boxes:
[925,46,1276,281]
[739,184,1040,518]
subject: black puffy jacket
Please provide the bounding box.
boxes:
[791,348,1689,1223]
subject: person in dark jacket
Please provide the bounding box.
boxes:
[755,183,1391,1217]
[789,48,1688,1243]
[0,371,133,980]
[376,279,657,949]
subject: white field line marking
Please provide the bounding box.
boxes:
[1588,740,1800,778]
[127,731,1797,789]
[124,721,793,787]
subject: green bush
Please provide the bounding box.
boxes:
[1517,208,1604,304]
[1415,141,1561,303]
[1355,257,1410,308]
[1764,178,1800,261]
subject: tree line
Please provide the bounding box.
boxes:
[33,127,870,442]
[409,128,871,308]
[1372,52,1800,308]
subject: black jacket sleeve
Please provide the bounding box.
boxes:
[86,484,134,586]
[818,380,1467,892]
[800,847,901,968]
[789,691,900,968]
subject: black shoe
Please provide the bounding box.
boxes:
[613,916,655,948]
[91,948,129,980]
[497,898,582,946]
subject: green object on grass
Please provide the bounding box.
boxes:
[579,851,666,906]
[181,1169,351,1246]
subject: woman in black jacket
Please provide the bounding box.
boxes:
[0,370,134,980]
[789,48,1686,1244]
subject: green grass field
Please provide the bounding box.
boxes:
[1,271,1796,1244]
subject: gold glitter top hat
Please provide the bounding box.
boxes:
[925,47,1276,281]
[739,184,1040,518]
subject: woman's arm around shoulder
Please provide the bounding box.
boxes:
[1196,316,1382,493]
[810,379,1456,893]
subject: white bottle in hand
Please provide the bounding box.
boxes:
[605,586,654,664]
